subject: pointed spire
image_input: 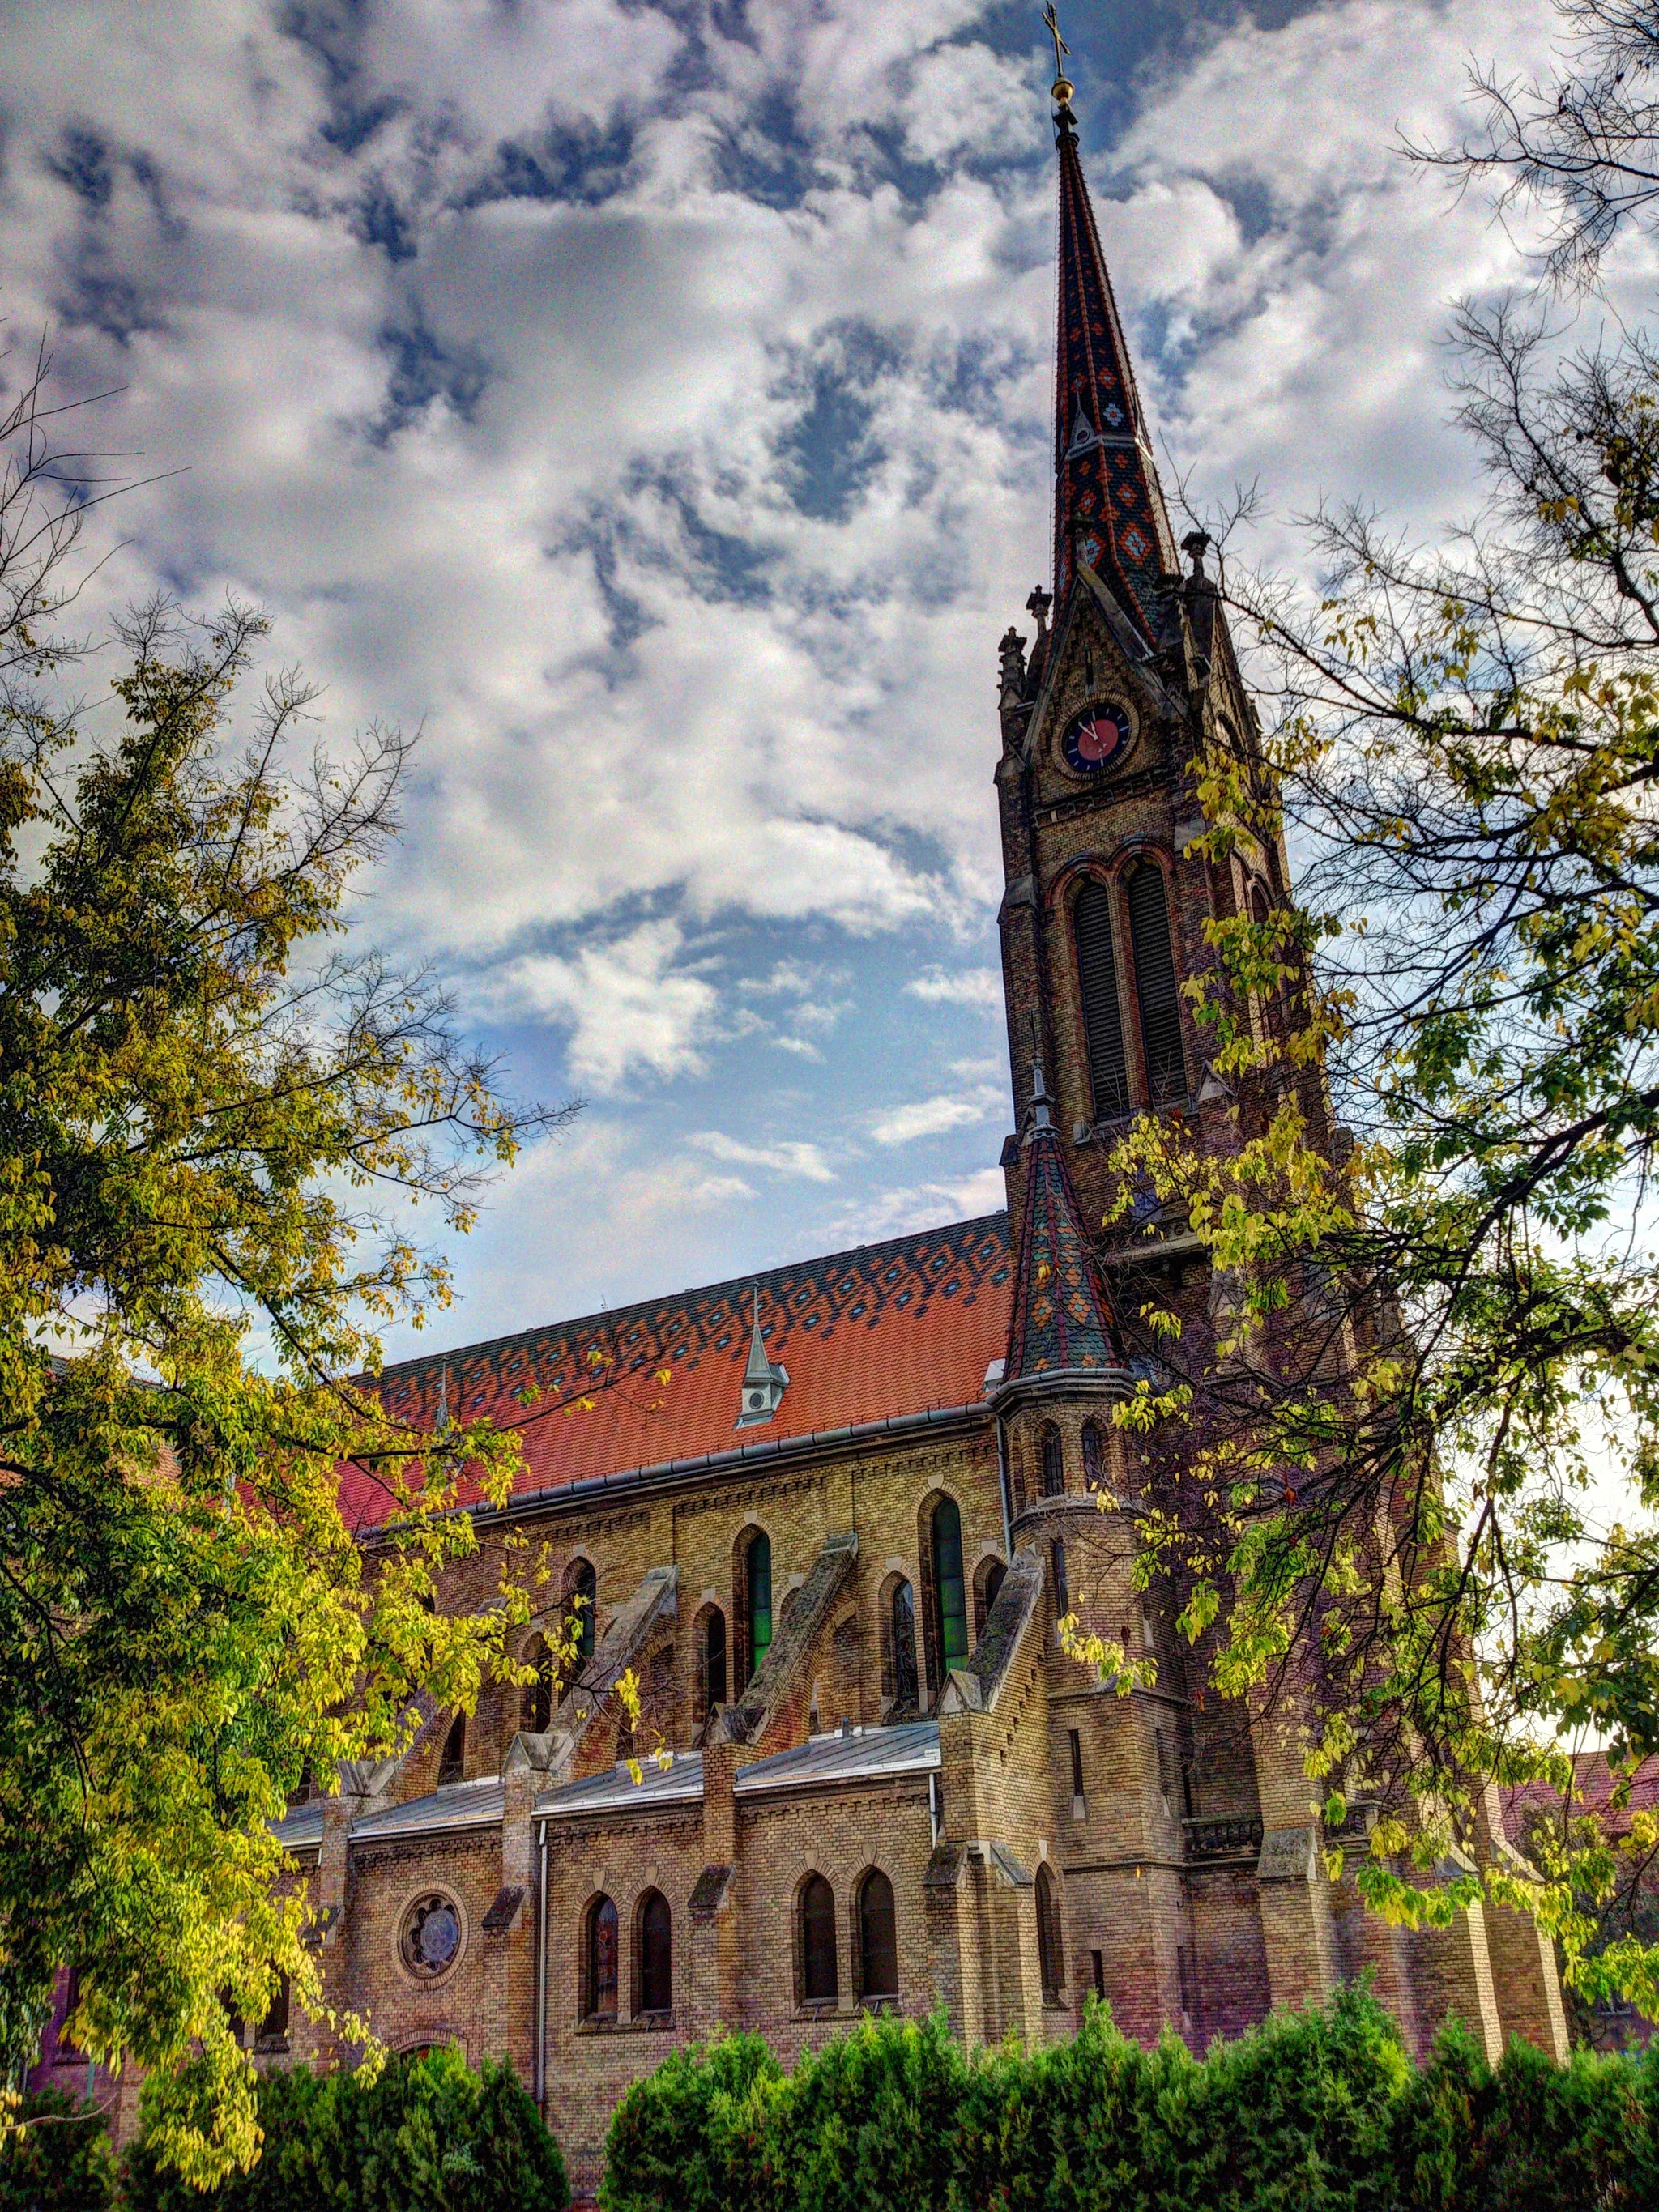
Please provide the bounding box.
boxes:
[1049,73,1175,642]
[737,1287,789,1427]
[1006,1059,1121,1379]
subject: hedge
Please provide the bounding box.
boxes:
[0,2089,118,2212]
[599,1984,1659,2212]
[122,2047,569,2212]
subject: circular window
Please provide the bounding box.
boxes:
[400,1892,463,1980]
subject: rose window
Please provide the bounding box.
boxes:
[400,1893,462,1979]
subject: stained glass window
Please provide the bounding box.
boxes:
[586,1894,618,2018]
[890,1579,919,1709]
[638,1890,672,2015]
[931,1498,968,1669]
[746,1532,773,1681]
[401,1893,463,1980]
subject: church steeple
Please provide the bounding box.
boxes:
[1049,81,1175,643]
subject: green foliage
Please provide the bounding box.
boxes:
[0,2090,117,2212]
[600,1990,1659,2212]
[122,2049,568,2212]
[952,1998,1149,2212]
[760,2013,964,2212]
[600,2033,779,2212]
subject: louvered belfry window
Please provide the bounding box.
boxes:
[1073,879,1129,1119]
[1126,862,1187,1106]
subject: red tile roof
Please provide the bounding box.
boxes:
[340,1213,1013,1530]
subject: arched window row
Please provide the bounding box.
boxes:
[581,1889,674,2023]
[797,1868,901,2011]
[1072,858,1188,1122]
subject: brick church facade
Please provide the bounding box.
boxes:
[32,68,1567,2199]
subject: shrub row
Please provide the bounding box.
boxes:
[600,1986,1659,2212]
[0,2049,568,2212]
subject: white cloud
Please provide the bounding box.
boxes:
[829,1163,1009,1245]
[906,965,1004,1008]
[691,1132,838,1183]
[487,919,720,1090]
[0,0,1599,1343]
[869,1091,994,1144]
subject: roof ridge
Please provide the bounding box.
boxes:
[376,1208,1011,1383]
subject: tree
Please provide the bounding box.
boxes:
[1074,0,1659,2018]
[0,342,629,2180]
[1409,0,1659,292]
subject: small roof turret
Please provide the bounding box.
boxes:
[736,1287,790,1427]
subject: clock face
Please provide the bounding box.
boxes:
[1062,702,1132,776]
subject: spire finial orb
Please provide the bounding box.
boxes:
[1042,4,1073,108]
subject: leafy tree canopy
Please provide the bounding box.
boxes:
[0,350,587,2180]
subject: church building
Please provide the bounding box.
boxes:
[31,55,1568,2200]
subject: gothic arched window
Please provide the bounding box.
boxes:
[437,1714,465,1788]
[585,1894,619,2019]
[1074,877,1129,1120]
[255,1971,290,2052]
[800,1874,838,2005]
[638,1890,672,2017]
[1039,1423,1064,1498]
[565,1557,597,1665]
[1126,861,1186,1106]
[1035,1865,1064,2002]
[522,1635,554,1734]
[973,1556,1006,1642]
[890,1579,919,1710]
[929,1497,969,1684]
[1081,1420,1106,1491]
[857,1869,898,2003]
[700,1606,727,1715]
[745,1531,773,1683]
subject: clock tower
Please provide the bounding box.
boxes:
[992,77,1300,1307]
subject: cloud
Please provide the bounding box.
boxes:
[869,1091,996,1144]
[691,1132,838,1183]
[487,918,720,1090]
[0,0,1594,1347]
[906,965,1004,1008]
[828,1164,1009,1245]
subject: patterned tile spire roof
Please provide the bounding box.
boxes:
[1050,83,1175,641]
[1005,1059,1121,1379]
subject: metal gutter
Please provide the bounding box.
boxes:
[467,1398,992,1531]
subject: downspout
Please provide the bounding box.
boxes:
[534,1818,548,2106]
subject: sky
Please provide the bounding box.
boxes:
[1,0,1585,1358]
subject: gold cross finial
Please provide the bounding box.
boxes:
[1043,3,1073,101]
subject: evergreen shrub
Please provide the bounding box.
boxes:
[0,2089,117,2212]
[599,1986,1659,2212]
[123,2048,568,2212]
